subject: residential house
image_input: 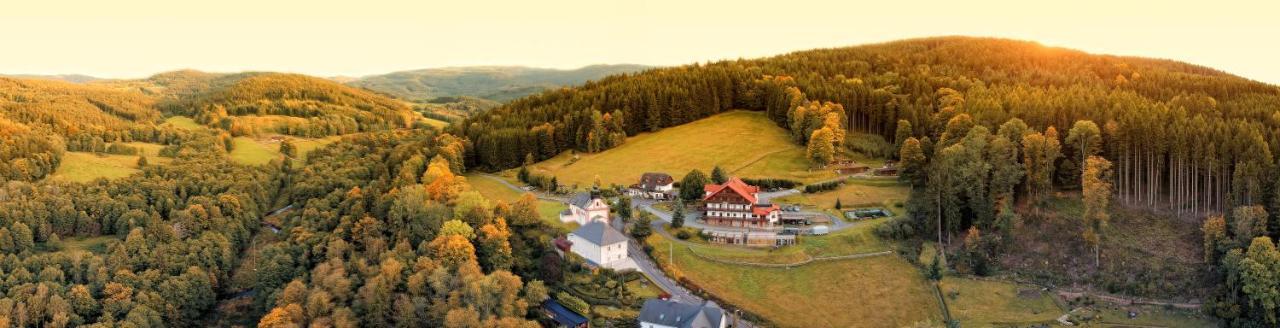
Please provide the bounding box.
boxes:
[542,299,589,328]
[568,221,630,269]
[560,190,610,225]
[629,172,675,199]
[637,299,727,328]
[702,177,779,228]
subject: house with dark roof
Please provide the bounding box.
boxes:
[568,221,630,269]
[542,299,589,328]
[637,299,727,328]
[560,190,610,225]
[629,172,675,199]
[703,177,779,228]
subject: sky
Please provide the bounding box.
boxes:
[2,0,1278,85]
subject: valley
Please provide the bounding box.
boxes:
[2,34,1276,328]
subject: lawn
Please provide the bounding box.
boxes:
[646,224,941,327]
[938,277,1062,326]
[467,174,577,231]
[52,151,172,182]
[521,111,838,189]
[163,116,204,130]
[675,218,892,264]
[772,178,909,216]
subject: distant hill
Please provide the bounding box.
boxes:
[155,72,416,137]
[349,64,650,103]
[1,74,103,83]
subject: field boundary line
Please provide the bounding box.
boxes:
[684,246,892,268]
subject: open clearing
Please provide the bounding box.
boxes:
[163,116,205,130]
[938,277,1062,326]
[52,150,172,182]
[229,137,278,165]
[646,220,940,327]
[228,135,341,166]
[466,174,576,231]
[37,235,117,254]
[522,111,837,189]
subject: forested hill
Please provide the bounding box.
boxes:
[349,64,650,103]
[459,37,1279,176]
[154,72,417,137]
[0,77,165,181]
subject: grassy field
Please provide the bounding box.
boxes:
[521,111,837,189]
[163,116,204,130]
[228,137,279,165]
[52,150,172,182]
[466,174,577,231]
[646,222,941,327]
[772,178,909,217]
[939,277,1062,326]
[228,135,343,166]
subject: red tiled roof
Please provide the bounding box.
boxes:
[554,237,573,251]
[752,204,780,216]
[703,177,760,204]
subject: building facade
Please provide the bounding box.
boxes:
[560,191,610,225]
[702,178,779,228]
[567,221,629,269]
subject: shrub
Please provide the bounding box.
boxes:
[803,180,841,193]
[741,178,800,190]
[556,291,590,314]
[874,217,915,240]
[675,230,692,240]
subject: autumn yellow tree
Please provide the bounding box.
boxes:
[1082,155,1113,267]
[807,127,835,168]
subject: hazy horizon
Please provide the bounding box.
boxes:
[4,0,1279,85]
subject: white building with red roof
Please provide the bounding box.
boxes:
[702,177,779,228]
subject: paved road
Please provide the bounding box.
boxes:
[481,174,701,302]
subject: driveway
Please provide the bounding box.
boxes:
[477,174,568,202]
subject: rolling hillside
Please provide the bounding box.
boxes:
[159,72,416,137]
[0,77,164,181]
[349,64,649,102]
[521,110,835,188]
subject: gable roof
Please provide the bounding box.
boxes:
[542,299,588,327]
[569,192,592,209]
[637,299,725,328]
[639,172,674,190]
[702,177,759,204]
[752,203,779,216]
[571,221,628,246]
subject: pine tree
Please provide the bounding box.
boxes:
[710,166,728,184]
[671,200,686,228]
